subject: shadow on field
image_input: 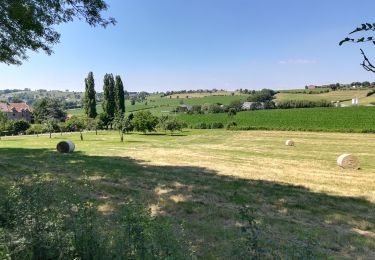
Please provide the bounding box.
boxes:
[0,147,374,258]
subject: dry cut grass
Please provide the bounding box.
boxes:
[0,130,374,258]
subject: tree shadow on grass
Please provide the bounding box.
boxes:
[0,147,374,258]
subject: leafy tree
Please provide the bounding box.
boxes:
[247,89,276,103]
[0,0,115,65]
[123,113,134,133]
[84,72,97,118]
[228,100,243,112]
[33,98,66,123]
[85,118,100,135]
[98,112,111,129]
[340,23,375,73]
[44,118,59,138]
[133,111,158,134]
[114,75,125,115]
[102,74,115,121]
[131,99,136,105]
[160,117,183,135]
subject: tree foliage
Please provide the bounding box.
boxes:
[84,72,97,118]
[0,0,115,65]
[340,23,375,73]
[102,74,115,120]
[33,98,66,122]
[133,111,158,134]
[114,75,125,115]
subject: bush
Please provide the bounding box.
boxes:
[211,122,224,129]
[226,121,237,130]
[10,120,30,135]
[25,124,46,135]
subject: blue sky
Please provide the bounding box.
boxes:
[1,0,375,92]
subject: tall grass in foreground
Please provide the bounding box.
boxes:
[178,106,375,133]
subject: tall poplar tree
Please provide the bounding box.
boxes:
[114,75,125,115]
[102,73,116,119]
[84,72,97,118]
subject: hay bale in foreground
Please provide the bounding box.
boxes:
[285,140,295,146]
[56,140,75,153]
[337,154,359,169]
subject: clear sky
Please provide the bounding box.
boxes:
[1,0,375,92]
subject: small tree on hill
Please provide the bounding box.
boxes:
[84,72,97,118]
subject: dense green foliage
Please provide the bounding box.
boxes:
[33,98,66,122]
[0,0,115,65]
[102,74,116,120]
[84,72,97,118]
[114,75,125,115]
[133,111,159,133]
[178,107,375,133]
[247,89,277,102]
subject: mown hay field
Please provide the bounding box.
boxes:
[0,130,374,258]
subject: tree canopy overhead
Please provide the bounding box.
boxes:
[340,23,375,73]
[0,0,116,65]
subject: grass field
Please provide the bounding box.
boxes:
[178,106,375,133]
[275,89,371,103]
[1,130,375,258]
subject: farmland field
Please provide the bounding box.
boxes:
[178,106,375,133]
[275,89,372,103]
[0,130,374,258]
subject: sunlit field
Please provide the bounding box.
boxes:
[1,130,374,258]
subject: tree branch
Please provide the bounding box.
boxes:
[360,49,375,73]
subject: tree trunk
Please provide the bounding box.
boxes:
[49,132,51,138]
[80,132,83,141]
[121,132,124,142]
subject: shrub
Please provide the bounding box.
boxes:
[10,120,30,134]
[226,121,237,130]
[25,124,45,135]
[211,122,224,129]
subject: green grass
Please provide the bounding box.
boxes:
[0,130,375,258]
[178,106,375,132]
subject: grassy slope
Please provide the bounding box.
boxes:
[178,106,375,132]
[0,130,374,258]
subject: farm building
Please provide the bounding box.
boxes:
[0,102,33,122]
[178,104,193,111]
[242,102,264,110]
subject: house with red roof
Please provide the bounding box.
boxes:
[0,102,33,122]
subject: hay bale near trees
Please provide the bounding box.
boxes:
[56,141,75,153]
[285,140,295,146]
[337,154,360,169]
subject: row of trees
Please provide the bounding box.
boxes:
[84,72,125,121]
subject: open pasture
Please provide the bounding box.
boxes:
[0,130,374,258]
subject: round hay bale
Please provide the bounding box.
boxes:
[56,140,75,153]
[337,154,359,169]
[285,140,295,146]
